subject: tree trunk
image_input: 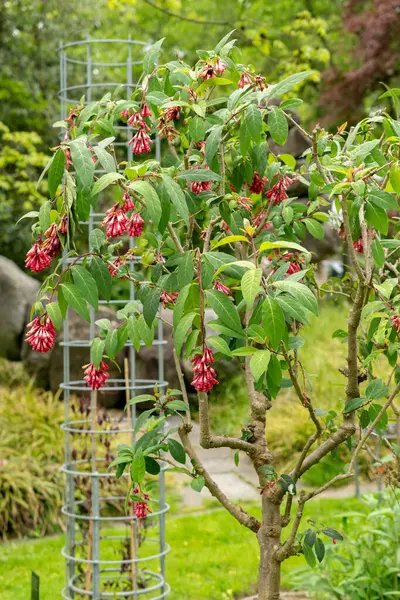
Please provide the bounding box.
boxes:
[257,496,282,600]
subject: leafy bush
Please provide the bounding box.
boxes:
[291,492,400,599]
[0,122,48,267]
[0,384,64,538]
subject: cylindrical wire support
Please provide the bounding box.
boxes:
[59,39,169,600]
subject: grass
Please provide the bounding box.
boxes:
[0,496,367,600]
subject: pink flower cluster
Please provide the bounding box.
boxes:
[266,175,294,205]
[248,172,268,195]
[25,222,64,273]
[83,361,110,390]
[101,193,144,239]
[132,487,151,519]
[353,238,363,253]
[160,290,179,308]
[283,253,302,275]
[213,281,230,295]
[25,315,56,353]
[127,104,153,155]
[198,58,226,80]
[391,315,400,332]
[191,346,219,393]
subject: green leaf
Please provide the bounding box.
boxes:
[143,38,165,74]
[369,189,398,210]
[390,164,400,194]
[322,527,343,542]
[91,338,105,368]
[268,108,288,146]
[231,346,256,356]
[303,543,316,568]
[304,529,317,548]
[70,141,95,188]
[178,252,194,288]
[90,256,112,302]
[343,397,367,414]
[207,335,232,357]
[350,139,380,161]
[93,146,116,173]
[315,538,325,563]
[39,201,51,232]
[173,283,192,329]
[275,294,309,324]
[105,329,119,359]
[245,104,263,143]
[241,268,262,308]
[212,235,248,249]
[137,315,154,347]
[206,289,242,334]
[262,71,312,100]
[129,180,161,226]
[91,172,124,197]
[274,281,318,316]
[205,125,223,168]
[174,312,196,355]
[365,202,389,235]
[371,239,385,268]
[46,302,62,331]
[145,456,161,475]
[166,400,189,412]
[189,117,206,142]
[191,475,205,492]
[71,265,99,310]
[143,286,160,327]
[130,448,146,484]
[262,297,285,349]
[260,240,310,255]
[128,316,141,352]
[89,228,106,251]
[48,148,65,199]
[250,349,271,381]
[365,379,388,400]
[126,394,156,407]
[60,283,90,321]
[159,175,189,226]
[303,218,324,241]
[167,439,186,464]
[178,169,222,182]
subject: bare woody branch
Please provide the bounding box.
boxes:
[178,423,261,533]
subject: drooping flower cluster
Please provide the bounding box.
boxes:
[108,256,126,278]
[132,487,152,519]
[238,72,253,88]
[191,346,219,393]
[391,315,400,332]
[252,210,272,230]
[248,172,268,194]
[198,57,226,81]
[353,238,363,253]
[101,194,144,239]
[25,242,52,272]
[266,175,294,205]
[236,196,253,211]
[25,223,63,273]
[213,281,230,295]
[283,253,302,275]
[126,104,153,154]
[191,166,212,195]
[160,290,179,308]
[83,361,110,390]
[25,315,56,353]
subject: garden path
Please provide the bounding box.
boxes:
[167,417,377,507]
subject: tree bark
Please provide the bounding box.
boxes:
[257,495,282,600]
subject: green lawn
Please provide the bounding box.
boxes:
[0,497,367,600]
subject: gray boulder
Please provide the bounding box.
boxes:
[0,256,40,361]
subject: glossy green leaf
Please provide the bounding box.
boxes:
[262,297,285,349]
[91,172,124,197]
[46,302,62,331]
[90,256,112,302]
[129,180,161,226]
[250,349,271,381]
[91,338,105,368]
[59,283,90,322]
[48,148,65,199]
[268,108,288,145]
[241,268,262,308]
[174,311,196,355]
[71,265,99,310]
[70,141,95,188]
[206,289,242,334]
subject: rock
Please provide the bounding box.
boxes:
[0,256,40,361]
[268,125,311,159]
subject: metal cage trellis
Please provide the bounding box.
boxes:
[59,38,170,600]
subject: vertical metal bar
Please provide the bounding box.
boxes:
[64,306,75,598]
[158,319,166,593]
[86,39,92,104]
[127,36,133,164]
[88,210,100,598]
[59,42,65,123]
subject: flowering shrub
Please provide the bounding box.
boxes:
[22,32,400,599]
